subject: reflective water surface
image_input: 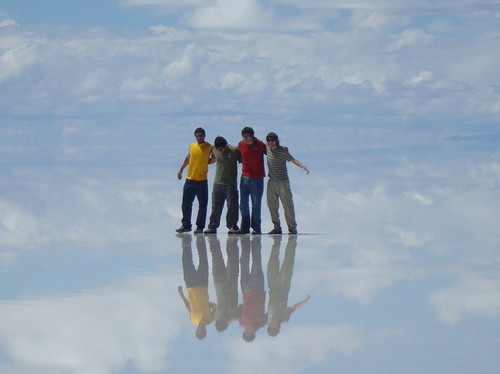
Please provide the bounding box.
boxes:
[1,230,499,374]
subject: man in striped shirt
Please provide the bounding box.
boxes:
[265,132,309,235]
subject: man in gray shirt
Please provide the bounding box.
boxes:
[204,136,241,234]
[265,132,309,235]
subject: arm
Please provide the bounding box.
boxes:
[177,154,190,180]
[292,159,309,174]
[178,286,190,311]
[291,295,310,311]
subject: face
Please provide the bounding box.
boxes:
[216,145,227,152]
[267,137,278,147]
[242,133,253,144]
[195,132,205,143]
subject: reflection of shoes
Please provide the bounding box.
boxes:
[251,229,261,235]
[193,228,203,234]
[288,229,298,235]
[204,228,217,234]
[233,228,250,234]
[176,226,192,233]
[268,228,282,234]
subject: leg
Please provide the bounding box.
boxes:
[239,177,251,230]
[194,180,209,230]
[249,178,264,231]
[280,179,297,233]
[181,180,196,228]
[226,184,239,229]
[208,184,225,229]
[266,179,281,231]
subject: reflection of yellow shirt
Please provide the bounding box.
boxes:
[187,142,212,181]
[187,287,213,325]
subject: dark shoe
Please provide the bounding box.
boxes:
[204,228,217,234]
[228,226,239,234]
[251,229,261,235]
[268,228,282,235]
[193,228,203,234]
[288,229,298,235]
[176,225,192,233]
[233,228,250,234]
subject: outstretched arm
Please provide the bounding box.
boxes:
[177,154,190,180]
[178,286,190,311]
[292,159,310,174]
[291,295,310,311]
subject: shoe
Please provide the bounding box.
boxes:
[204,228,217,234]
[288,229,298,235]
[176,226,192,233]
[193,228,203,234]
[268,228,282,235]
[251,229,261,235]
[228,226,239,234]
[233,228,250,234]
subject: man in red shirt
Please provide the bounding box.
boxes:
[233,127,266,235]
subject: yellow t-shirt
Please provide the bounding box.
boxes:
[187,142,212,181]
[187,287,213,325]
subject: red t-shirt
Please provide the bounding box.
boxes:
[238,139,266,178]
[239,290,266,329]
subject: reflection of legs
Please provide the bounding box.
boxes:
[209,236,226,285]
[249,236,264,291]
[267,236,282,289]
[226,236,240,282]
[208,184,226,229]
[183,235,209,287]
[280,236,297,289]
[267,179,281,231]
[240,236,251,292]
[181,181,196,228]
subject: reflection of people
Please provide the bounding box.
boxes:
[239,236,266,341]
[178,234,216,339]
[209,235,241,332]
[234,127,267,235]
[265,132,309,235]
[176,127,214,234]
[266,236,310,337]
[204,136,241,234]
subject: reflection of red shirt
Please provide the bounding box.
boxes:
[238,139,266,178]
[239,291,266,328]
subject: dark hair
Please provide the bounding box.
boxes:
[266,132,280,146]
[215,320,229,332]
[241,126,254,137]
[214,136,228,148]
[194,127,206,136]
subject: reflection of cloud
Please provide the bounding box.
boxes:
[0,273,182,374]
[430,276,500,325]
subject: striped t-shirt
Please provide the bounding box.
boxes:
[266,145,294,180]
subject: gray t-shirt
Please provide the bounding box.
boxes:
[212,146,241,185]
[266,145,295,180]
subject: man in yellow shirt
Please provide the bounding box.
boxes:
[176,127,214,233]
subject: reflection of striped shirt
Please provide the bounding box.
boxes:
[266,145,294,180]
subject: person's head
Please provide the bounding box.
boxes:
[214,136,228,152]
[194,127,206,143]
[242,330,256,342]
[215,319,229,332]
[266,132,280,147]
[241,127,255,144]
[267,321,281,337]
[195,324,207,340]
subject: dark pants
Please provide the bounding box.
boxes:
[240,236,264,293]
[182,235,209,288]
[239,177,264,231]
[208,183,239,229]
[181,179,208,229]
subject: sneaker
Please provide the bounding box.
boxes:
[251,229,262,235]
[233,228,250,234]
[268,228,282,235]
[228,226,239,234]
[288,229,298,235]
[193,228,203,234]
[176,226,192,233]
[204,228,217,234]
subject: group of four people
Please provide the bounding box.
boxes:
[176,126,309,235]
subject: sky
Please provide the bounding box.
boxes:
[0,2,500,373]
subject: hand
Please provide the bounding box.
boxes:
[178,286,183,294]
[177,171,183,180]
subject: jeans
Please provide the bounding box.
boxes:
[207,183,239,229]
[239,177,264,231]
[181,179,208,229]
